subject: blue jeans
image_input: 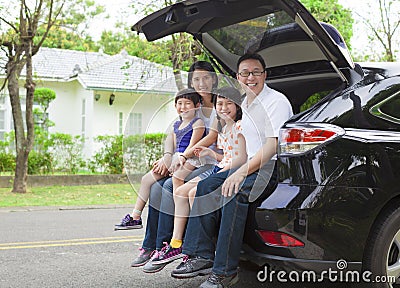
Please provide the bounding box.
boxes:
[142,177,172,251]
[182,163,274,276]
[142,165,214,251]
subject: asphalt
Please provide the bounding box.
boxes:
[0,205,351,288]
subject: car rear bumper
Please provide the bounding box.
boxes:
[240,243,362,273]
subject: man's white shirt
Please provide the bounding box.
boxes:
[241,84,293,159]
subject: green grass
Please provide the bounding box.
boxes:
[0,184,139,207]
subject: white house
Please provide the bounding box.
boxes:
[0,47,181,158]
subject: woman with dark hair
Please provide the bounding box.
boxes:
[187,61,219,134]
[148,86,247,267]
[168,61,221,191]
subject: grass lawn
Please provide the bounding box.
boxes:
[0,184,139,207]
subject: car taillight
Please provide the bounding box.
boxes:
[279,123,344,155]
[256,230,304,247]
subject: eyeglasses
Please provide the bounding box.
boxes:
[238,70,265,77]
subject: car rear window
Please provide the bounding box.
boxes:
[207,11,296,56]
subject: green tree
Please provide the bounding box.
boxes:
[353,0,399,61]
[37,26,99,51]
[300,0,353,49]
[98,30,206,73]
[98,31,171,65]
[0,0,61,193]
[0,0,103,193]
[34,87,56,126]
[41,0,105,50]
[126,0,205,89]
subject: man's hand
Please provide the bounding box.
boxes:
[221,168,247,197]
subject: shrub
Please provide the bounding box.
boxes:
[1,131,165,175]
[89,135,124,174]
[0,133,16,174]
[0,152,15,173]
[123,133,165,173]
[48,133,86,174]
[28,151,53,175]
[88,133,165,174]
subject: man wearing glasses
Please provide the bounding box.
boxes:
[171,53,293,287]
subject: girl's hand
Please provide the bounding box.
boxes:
[152,155,171,176]
[194,146,211,157]
[169,155,183,173]
[178,154,187,167]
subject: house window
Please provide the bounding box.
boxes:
[127,112,142,135]
[119,112,123,135]
[81,99,86,140]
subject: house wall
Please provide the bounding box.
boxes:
[2,79,177,159]
[90,90,176,131]
[89,90,176,157]
[44,79,177,158]
[44,80,86,136]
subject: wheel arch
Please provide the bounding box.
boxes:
[362,194,400,267]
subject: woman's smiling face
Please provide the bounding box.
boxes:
[191,69,215,97]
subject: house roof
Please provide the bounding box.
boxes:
[1,47,179,94]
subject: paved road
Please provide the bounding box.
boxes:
[0,206,351,288]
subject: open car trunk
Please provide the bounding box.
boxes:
[132,0,363,113]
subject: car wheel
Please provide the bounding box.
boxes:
[363,205,400,288]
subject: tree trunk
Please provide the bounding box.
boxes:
[13,151,29,193]
[173,70,184,91]
[2,0,59,193]
[8,62,29,193]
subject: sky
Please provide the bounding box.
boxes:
[88,0,147,40]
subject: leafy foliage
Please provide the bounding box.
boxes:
[89,135,124,174]
[35,25,99,51]
[98,31,172,65]
[0,152,15,173]
[48,133,86,174]
[0,0,105,193]
[34,88,56,108]
[123,133,165,174]
[28,151,53,175]
[300,91,331,112]
[34,87,56,131]
[89,133,164,175]
[300,0,353,50]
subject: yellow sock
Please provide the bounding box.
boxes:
[170,238,183,248]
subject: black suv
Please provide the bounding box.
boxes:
[133,1,400,287]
